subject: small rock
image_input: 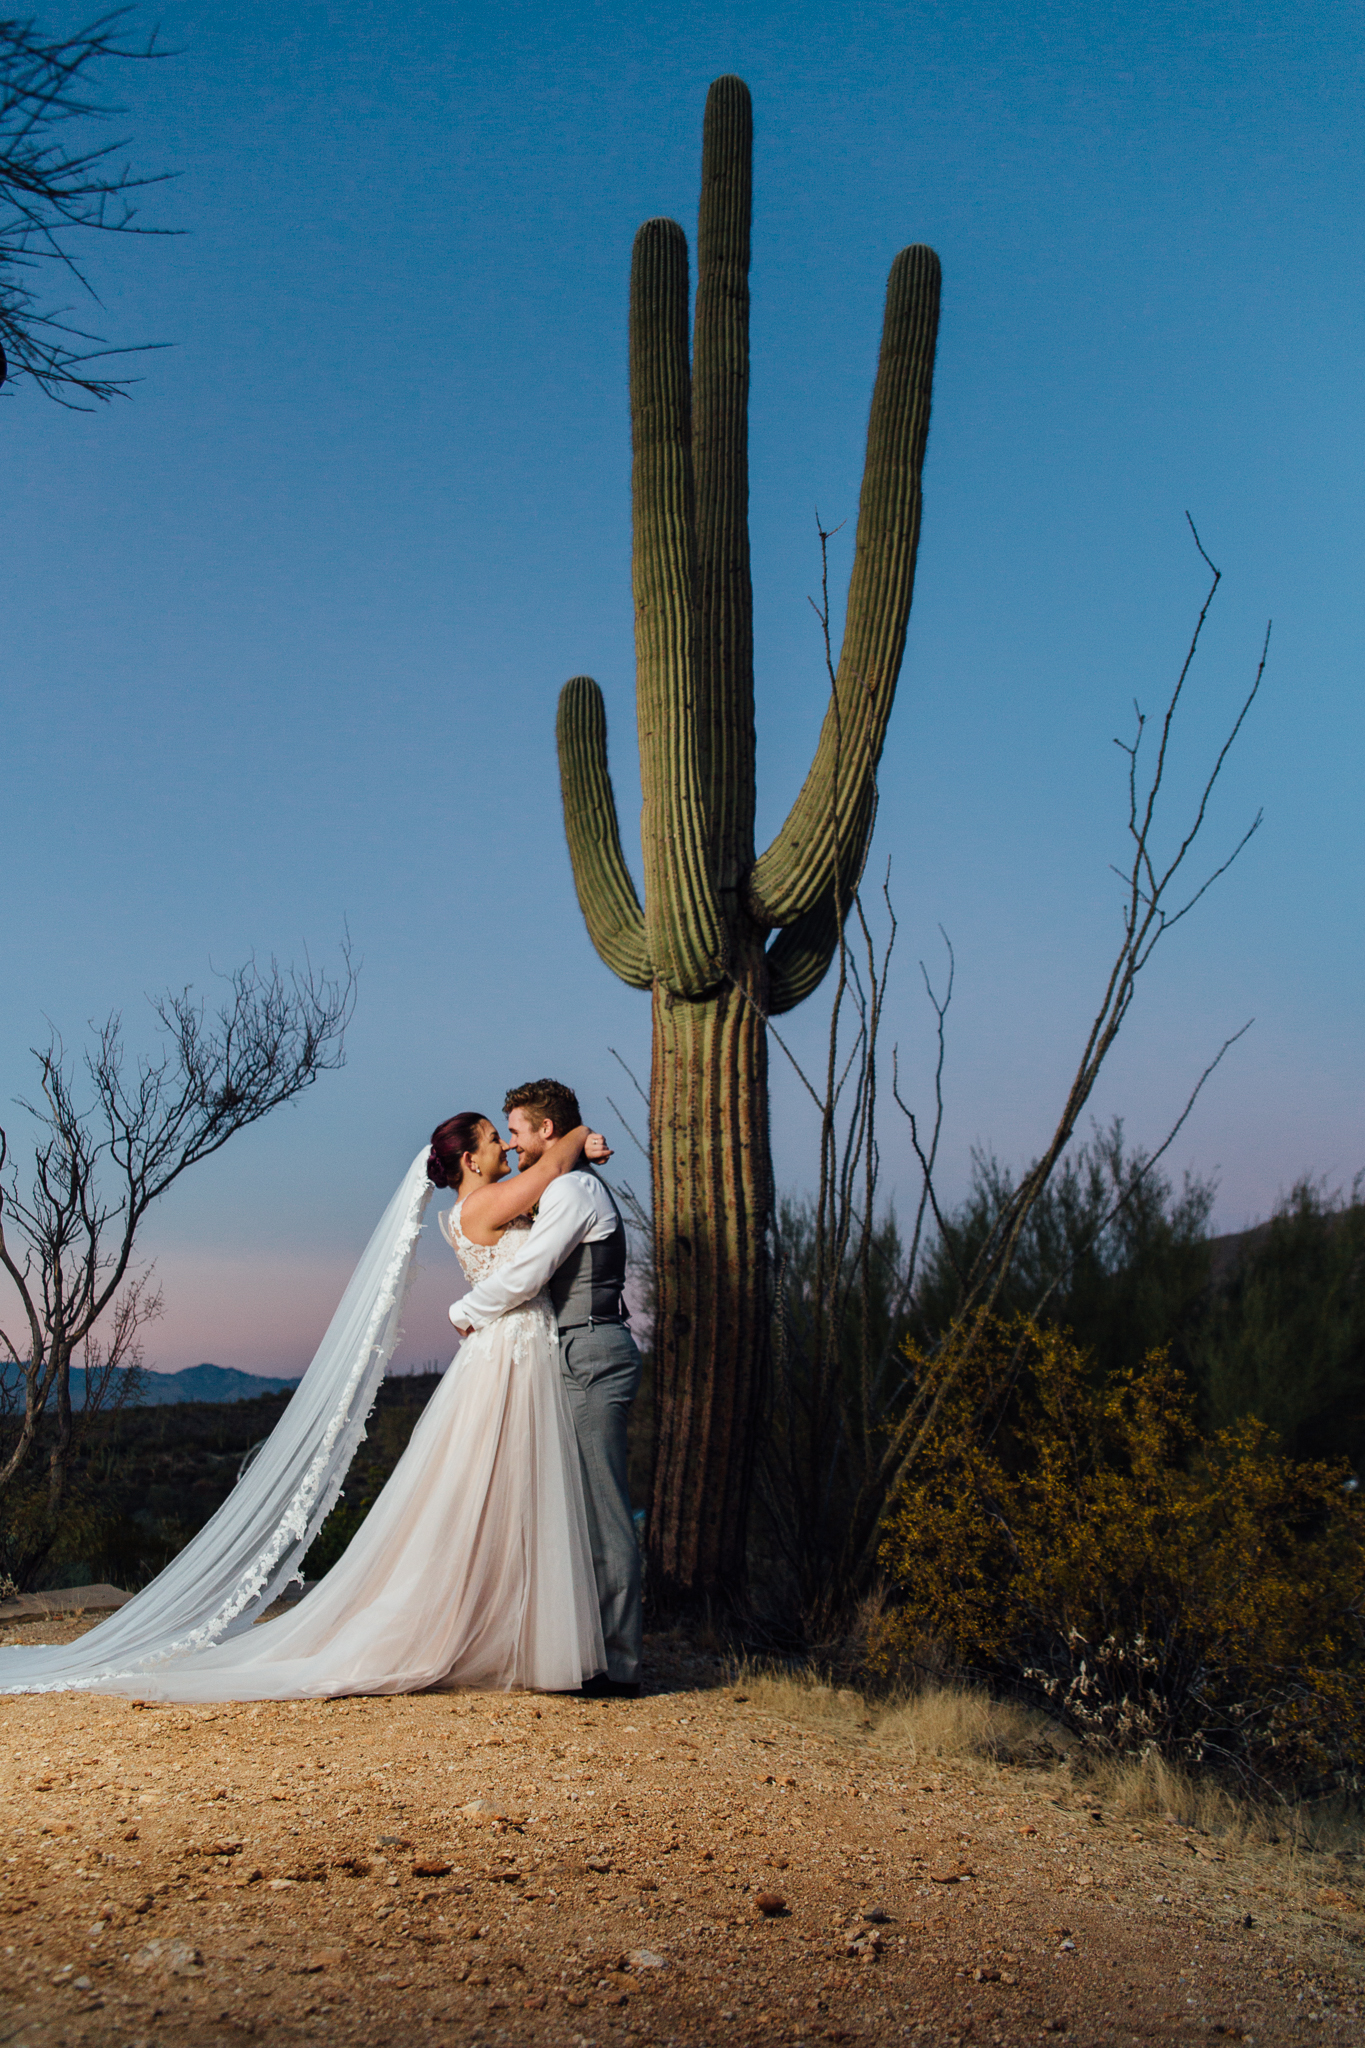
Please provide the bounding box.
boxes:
[131,1940,203,1977]
[1058,1938,1076,1953]
[1044,2020,1068,2034]
[461,1795,524,1823]
[974,1966,1000,1983]
[753,1891,788,1917]
[864,1906,891,1924]
[413,1858,452,1878]
[930,1865,972,1884]
[586,1855,612,1873]
[627,1948,668,1970]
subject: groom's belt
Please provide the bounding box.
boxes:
[558,1310,630,1332]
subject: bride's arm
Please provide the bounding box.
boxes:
[460,1125,592,1232]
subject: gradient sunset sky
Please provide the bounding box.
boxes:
[5,0,1362,1376]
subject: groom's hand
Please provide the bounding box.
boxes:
[584,1132,613,1163]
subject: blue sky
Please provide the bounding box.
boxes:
[4,0,1362,1373]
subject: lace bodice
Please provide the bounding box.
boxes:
[439,1203,534,1286]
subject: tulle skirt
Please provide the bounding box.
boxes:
[48,1302,605,1702]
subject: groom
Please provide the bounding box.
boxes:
[448,1077,643,1698]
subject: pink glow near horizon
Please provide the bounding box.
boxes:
[142,1248,468,1381]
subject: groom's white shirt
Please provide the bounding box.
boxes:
[448,1170,620,1333]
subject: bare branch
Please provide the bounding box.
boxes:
[0,10,178,404]
[0,942,356,1522]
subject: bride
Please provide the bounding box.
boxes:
[0,1114,612,1699]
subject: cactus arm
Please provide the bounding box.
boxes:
[556,676,653,990]
[692,76,756,900]
[765,890,842,1016]
[748,244,941,930]
[631,216,726,997]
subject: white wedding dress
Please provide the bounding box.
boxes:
[0,1161,606,1700]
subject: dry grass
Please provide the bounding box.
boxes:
[1076,1746,1365,1861]
[734,1656,1365,1883]
[871,1680,1053,1765]
[732,1660,1052,1764]
[1079,1746,1272,1844]
[730,1659,872,1732]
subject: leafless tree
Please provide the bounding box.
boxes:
[751,520,1267,1636]
[0,8,173,405]
[0,949,357,1559]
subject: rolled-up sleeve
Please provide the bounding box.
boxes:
[449,1178,597,1330]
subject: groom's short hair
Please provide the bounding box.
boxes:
[503,1078,581,1138]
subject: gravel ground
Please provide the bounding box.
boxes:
[1,1615,1362,2046]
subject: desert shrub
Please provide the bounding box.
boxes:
[1193,1178,1365,1466]
[751,1196,919,1638]
[872,1316,1365,1795]
[913,1121,1215,1374]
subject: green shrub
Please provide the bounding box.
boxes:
[873,1316,1365,1795]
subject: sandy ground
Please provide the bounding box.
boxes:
[1,1615,1362,2047]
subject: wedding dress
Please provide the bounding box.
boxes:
[0,1152,605,1700]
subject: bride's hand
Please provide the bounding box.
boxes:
[584,1131,613,1163]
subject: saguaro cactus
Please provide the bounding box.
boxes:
[556,76,940,1606]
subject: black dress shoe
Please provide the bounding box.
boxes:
[580,1673,641,1699]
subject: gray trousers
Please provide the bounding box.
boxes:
[558,1321,642,1683]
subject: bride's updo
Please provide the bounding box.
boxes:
[427,1112,490,1189]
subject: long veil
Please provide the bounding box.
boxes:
[0,1148,433,1694]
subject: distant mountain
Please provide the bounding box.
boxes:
[0,1362,300,1408]
[131,1364,302,1406]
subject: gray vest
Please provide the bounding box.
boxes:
[549,1173,628,1329]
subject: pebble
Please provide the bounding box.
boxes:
[131,1940,203,1977]
[753,1890,787,1916]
